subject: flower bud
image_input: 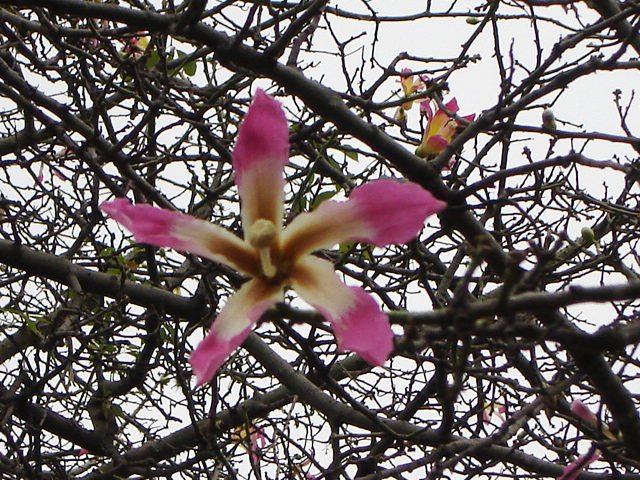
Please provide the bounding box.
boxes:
[542,108,557,130]
[581,227,595,245]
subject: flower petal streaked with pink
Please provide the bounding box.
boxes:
[291,256,393,365]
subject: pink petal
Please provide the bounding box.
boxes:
[425,135,450,155]
[101,199,259,275]
[291,256,393,365]
[190,325,251,386]
[250,427,267,448]
[571,400,598,425]
[442,158,457,171]
[557,449,601,480]
[482,405,492,424]
[233,90,289,233]
[189,279,282,385]
[349,180,446,245]
[420,100,434,120]
[443,98,460,114]
[36,164,44,184]
[330,287,393,365]
[282,180,445,261]
[249,427,267,463]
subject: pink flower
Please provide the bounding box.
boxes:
[570,400,616,440]
[394,69,427,122]
[232,425,267,464]
[122,33,149,59]
[415,98,475,158]
[483,403,507,425]
[398,68,425,110]
[557,448,601,480]
[101,90,446,385]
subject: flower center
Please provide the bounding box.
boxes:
[248,219,277,279]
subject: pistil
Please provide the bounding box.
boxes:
[248,219,277,278]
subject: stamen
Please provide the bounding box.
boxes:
[248,219,277,278]
[258,248,276,278]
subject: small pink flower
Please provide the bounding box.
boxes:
[570,400,616,440]
[394,69,427,122]
[122,33,149,59]
[101,90,446,385]
[557,448,601,480]
[483,403,507,425]
[398,68,425,110]
[416,98,475,158]
[231,425,268,464]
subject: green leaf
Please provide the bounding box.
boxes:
[344,149,358,160]
[361,246,374,262]
[160,324,175,342]
[111,404,125,418]
[99,247,116,257]
[25,318,40,334]
[182,60,197,76]
[294,196,307,213]
[338,241,373,261]
[106,267,121,277]
[338,241,355,254]
[146,50,161,69]
[310,190,337,210]
[326,155,341,170]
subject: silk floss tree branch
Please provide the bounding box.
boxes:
[101,90,446,386]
